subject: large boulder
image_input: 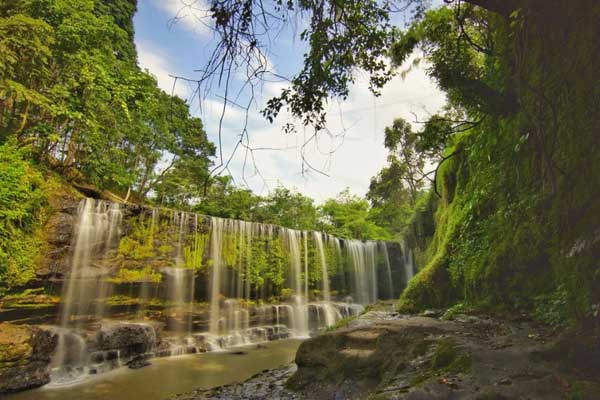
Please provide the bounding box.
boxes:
[0,323,58,393]
[96,321,161,358]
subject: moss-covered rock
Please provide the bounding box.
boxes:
[0,323,58,393]
[397,253,455,313]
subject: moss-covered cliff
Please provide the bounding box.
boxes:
[398,1,600,328]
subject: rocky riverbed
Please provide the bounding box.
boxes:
[170,310,600,399]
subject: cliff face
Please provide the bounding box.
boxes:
[397,1,600,327]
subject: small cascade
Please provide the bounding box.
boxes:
[167,211,195,337]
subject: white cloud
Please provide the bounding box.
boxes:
[137,41,194,99]
[208,56,446,203]
[153,0,212,37]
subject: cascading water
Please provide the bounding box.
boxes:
[49,198,413,385]
[209,217,225,335]
[52,198,122,380]
[400,239,416,282]
[281,228,309,337]
[380,242,395,299]
[345,240,378,305]
[58,199,122,323]
[313,232,337,327]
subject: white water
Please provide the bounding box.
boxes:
[209,217,225,335]
[282,229,309,337]
[345,240,378,305]
[401,239,416,282]
[380,242,395,298]
[313,232,337,327]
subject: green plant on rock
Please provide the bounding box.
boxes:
[411,339,471,386]
[108,266,162,284]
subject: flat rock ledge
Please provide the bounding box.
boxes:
[169,311,600,400]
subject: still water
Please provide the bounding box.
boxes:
[8,339,302,400]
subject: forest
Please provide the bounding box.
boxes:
[1,0,599,399]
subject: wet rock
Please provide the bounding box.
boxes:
[169,365,300,400]
[96,321,161,357]
[0,323,58,393]
[422,309,442,318]
[126,355,151,369]
[171,312,600,400]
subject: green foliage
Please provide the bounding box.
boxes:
[0,140,47,291]
[533,287,570,329]
[118,217,156,260]
[320,188,391,241]
[393,1,600,327]
[0,0,214,201]
[0,288,59,308]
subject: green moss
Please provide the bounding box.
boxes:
[158,244,173,255]
[108,266,162,283]
[397,253,455,313]
[105,295,164,306]
[0,288,59,309]
[411,339,471,386]
[326,315,358,331]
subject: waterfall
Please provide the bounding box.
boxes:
[53,198,122,373]
[58,199,122,324]
[400,240,415,282]
[379,242,394,299]
[313,232,336,327]
[50,197,413,385]
[168,211,196,337]
[209,217,225,335]
[345,240,378,305]
[282,228,309,337]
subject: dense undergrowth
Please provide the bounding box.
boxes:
[398,1,600,328]
[0,141,47,293]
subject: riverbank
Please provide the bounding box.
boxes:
[171,310,600,399]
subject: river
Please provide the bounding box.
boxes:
[7,339,302,400]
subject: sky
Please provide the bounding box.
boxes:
[133,0,446,203]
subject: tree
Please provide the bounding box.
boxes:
[319,189,390,241]
[186,0,521,133]
[259,187,319,231]
[0,0,215,204]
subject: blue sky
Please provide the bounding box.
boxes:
[133,0,446,203]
